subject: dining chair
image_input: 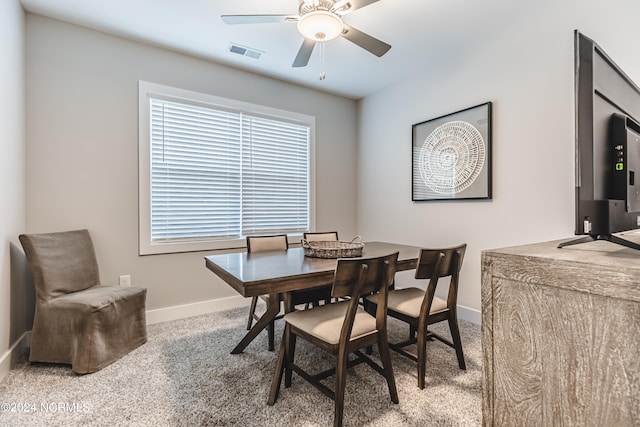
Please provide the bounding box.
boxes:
[246,234,289,351]
[303,231,339,242]
[19,229,147,374]
[246,233,339,351]
[268,252,399,427]
[303,231,339,306]
[364,244,467,389]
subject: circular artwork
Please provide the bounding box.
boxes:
[418,120,485,194]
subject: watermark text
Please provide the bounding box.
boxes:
[1,402,91,413]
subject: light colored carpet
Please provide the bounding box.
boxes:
[0,306,482,426]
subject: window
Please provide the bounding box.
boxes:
[139,82,315,254]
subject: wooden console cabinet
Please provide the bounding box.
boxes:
[481,237,639,426]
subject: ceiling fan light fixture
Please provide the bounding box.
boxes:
[297,11,343,41]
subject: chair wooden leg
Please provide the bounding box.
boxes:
[285,332,296,388]
[448,315,466,370]
[409,324,417,340]
[268,318,275,351]
[247,296,258,330]
[363,300,374,355]
[417,325,427,389]
[267,325,289,405]
[378,333,399,404]
[334,346,349,427]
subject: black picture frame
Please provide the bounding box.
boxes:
[412,102,492,201]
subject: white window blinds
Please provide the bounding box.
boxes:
[241,115,310,235]
[149,97,310,244]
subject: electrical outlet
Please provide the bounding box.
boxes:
[119,275,131,286]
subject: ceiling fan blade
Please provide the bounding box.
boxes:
[341,24,391,57]
[292,39,316,67]
[333,0,381,14]
[221,15,297,25]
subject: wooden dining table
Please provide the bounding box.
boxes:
[204,241,422,354]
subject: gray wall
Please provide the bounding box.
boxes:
[356,0,640,313]
[24,14,358,313]
[0,0,28,377]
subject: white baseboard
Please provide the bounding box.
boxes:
[0,331,31,383]
[457,304,481,325]
[145,295,250,325]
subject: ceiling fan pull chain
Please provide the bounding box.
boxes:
[319,41,326,80]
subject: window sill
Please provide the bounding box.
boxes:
[139,234,304,255]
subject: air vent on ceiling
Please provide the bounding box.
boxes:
[228,43,264,60]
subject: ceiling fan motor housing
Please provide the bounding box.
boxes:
[298,1,351,16]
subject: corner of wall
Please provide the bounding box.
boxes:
[0,332,30,380]
[0,0,28,383]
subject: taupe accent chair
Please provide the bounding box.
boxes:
[19,229,147,374]
[246,234,289,351]
[268,252,399,427]
[365,244,467,389]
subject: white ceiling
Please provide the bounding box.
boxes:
[19,0,529,99]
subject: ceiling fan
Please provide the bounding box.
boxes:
[221,0,391,68]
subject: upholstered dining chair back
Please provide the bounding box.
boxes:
[19,229,147,374]
[21,229,101,300]
[246,234,288,253]
[303,231,339,242]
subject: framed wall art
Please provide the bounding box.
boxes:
[412,102,492,201]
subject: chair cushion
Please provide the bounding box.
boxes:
[50,285,146,311]
[365,287,447,318]
[284,301,376,345]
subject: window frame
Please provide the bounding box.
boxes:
[138,81,316,255]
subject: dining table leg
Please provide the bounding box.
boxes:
[231,293,281,354]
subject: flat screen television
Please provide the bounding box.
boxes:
[559,31,640,250]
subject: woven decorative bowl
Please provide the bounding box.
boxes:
[301,237,364,259]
